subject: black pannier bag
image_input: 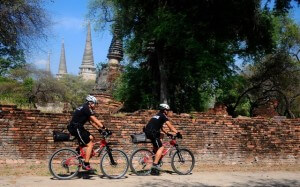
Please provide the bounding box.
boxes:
[53,131,70,142]
[130,132,147,143]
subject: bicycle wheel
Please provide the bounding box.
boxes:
[100,149,129,179]
[129,148,154,176]
[171,148,195,175]
[49,148,81,179]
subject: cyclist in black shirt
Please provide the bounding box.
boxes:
[144,103,182,175]
[67,95,106,171]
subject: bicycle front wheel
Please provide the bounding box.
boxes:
[171,148,195,175]
[48,148,81,180]
[100,149,129,179]
[129,148,154,176]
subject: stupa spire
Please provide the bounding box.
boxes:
[57,39,67,77]
[94,24,123,92]
[107,26,123,65]
[79,21,96,81]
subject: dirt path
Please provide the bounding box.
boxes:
[0,171,299,187]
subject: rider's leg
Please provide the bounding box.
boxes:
[153,146,164,164]
[84,135,94,163]
[152,137,163,165]
[151,137,163,175]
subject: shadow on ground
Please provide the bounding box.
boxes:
[232,179,300,187]
[135,178,300,187]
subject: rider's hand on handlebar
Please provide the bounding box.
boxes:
[166,133,173,138]
[176,132,183,139]
[101,129,112,136]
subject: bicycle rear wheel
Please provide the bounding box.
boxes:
[171,148,195,175]
[100,149,129,179]
[129,148,154,176]
[48,148,81,180]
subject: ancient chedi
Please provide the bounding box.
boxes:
[56,39,67,78]
[79,22,97,81]
[94,26,123,92]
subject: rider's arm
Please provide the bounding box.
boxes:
[89,115,105,130]
[161,126,168,134]
[165,121,178,134]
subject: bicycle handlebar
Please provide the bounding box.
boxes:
[99,129,112,137]
[166,132,183,139]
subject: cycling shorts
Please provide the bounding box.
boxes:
[144,129,162,149]
[67,124,91,145]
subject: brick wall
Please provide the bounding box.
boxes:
[0,104,299,164]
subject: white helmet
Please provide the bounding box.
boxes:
[86,95,97,104]
[159,103,170,110]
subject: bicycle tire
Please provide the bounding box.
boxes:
[100,149,129,179]
[171,148,195,175]
[129,148,154,176]
[48,148,81,180]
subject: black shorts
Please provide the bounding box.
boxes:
[145,130,162,149]
[67,124,91,145]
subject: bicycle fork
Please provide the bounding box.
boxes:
[175,147,185,163]
[106,147,117,165]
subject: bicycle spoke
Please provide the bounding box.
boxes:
[49,149,80,179]
[130,149,154,176]
[171,149,195,175]
[100,149,129,179]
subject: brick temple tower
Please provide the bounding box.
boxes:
[94,26,123,92]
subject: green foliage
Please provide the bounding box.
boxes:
[0,73,32,107]
[0,49,26,76]
[113,65,159,111]
[216,75,249,116]
[57,75,95,109]
[0,0,50,55]
[0,65,95,110]
[0,0,49,78]
[89,0,299,114]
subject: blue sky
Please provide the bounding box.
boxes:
[30,0,300,75]
[30,0,112,75]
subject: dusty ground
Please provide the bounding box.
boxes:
[0,163,299,186]
[0,162,299,176]
[0,171,299,187]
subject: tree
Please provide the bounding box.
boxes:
[58,75,95,109]
[0,0,50,75]
[0,49,26,76]
[219,16,300,118]
[215,75,250,117]
[0,65,95,109]
[89,0,300,112]
[246,51,300,118]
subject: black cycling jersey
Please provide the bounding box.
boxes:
[145,112,168,133]
[70,103,94,127]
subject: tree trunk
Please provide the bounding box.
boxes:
[156,42,168,104]
[158,60,168,104]
[276,89,295,119]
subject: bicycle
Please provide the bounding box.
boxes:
[129,133,195,175]
[49,129,129,179]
